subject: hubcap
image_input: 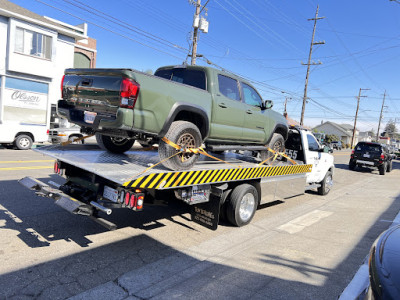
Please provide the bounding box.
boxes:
[272,140,283,152]
[177,133,196,162]
[19,137,30,148]
[239,193,256,222]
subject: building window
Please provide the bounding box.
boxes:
[15,27,52,59]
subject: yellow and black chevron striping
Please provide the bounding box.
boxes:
[123,164,312,190]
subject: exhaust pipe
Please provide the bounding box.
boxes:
[90,201,112,215]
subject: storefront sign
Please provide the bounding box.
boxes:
[3,88,47,110]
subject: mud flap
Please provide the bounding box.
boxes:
[191,195,220,230]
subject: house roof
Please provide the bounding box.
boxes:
[0,0,87,39]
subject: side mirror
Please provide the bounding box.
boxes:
[264,100,273,109]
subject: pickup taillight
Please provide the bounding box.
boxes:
[120,78,140,109]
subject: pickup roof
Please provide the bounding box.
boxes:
[58,65,288,170]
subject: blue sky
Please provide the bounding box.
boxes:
[11,0,400,132]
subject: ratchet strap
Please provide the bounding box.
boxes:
[258,147,297,166]
[61,134,95,146]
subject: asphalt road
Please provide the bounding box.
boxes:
[0,146,399,299]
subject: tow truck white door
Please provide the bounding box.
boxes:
[304,132,326,183]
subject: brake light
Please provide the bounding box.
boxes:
[130,194,137,208]
[380,154,385,160]
[120,78,140,109]
[47,129,49,135]
[351,150,354,154]
[61,75,65,98]
[125,192,131,206]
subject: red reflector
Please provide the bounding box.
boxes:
[125,192,130,206]
[120,78,140,109]
[130,194,137,208]
[61,75,65,98]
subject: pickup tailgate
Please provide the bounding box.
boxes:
[61,68,137,116]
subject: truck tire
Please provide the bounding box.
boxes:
[226,184,258,227]
[349,160,356,170]
[95,133,135,153]
[379,162,386,175]
[317,170,333,195]
[14,134,33,150]
[260,133,285,163]
[158,121,202,171]
[387,160,392,173]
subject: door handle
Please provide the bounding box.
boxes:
[246,110,253,114]
[219,103,227,108]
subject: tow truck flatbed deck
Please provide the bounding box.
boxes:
[34,144,312,189]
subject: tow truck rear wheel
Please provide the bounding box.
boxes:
[226,184,258,227]
[317,170,333,195]
[96,133,135,153]
[260,133,285,163]
[158,121,202,171]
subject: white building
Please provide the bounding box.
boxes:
[0,0,96,149]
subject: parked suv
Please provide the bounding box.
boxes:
[330,141,342,150]
[349,142,393,175]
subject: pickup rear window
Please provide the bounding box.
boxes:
[154,68,206,90]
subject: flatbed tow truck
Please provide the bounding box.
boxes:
[19,126,334,230]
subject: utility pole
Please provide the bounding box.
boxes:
[191,0,201,65]
[190,0,209,65]
[300,5,325,126]
[376,90,386,141]
[351,88,369,148]
[283,96,292,116]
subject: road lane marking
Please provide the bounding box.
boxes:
[0,160,54,164]
[277,209,333,234]
[0,166,53,171]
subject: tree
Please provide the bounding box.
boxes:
[384,119,397,138]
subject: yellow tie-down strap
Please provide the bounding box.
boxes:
[123,164,313,190]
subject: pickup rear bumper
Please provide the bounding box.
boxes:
[57,100,134,131]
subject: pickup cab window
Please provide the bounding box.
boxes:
[218,74,240,101]
[307,134,320,151]
[154,68,206,90]
[241,82,262,107]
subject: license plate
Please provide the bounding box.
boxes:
[363,154,370,158]
[103,186,118,202]
[84,111,97,124]
[357,160,374,166]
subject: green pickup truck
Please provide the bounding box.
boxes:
[58,65,288,170]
